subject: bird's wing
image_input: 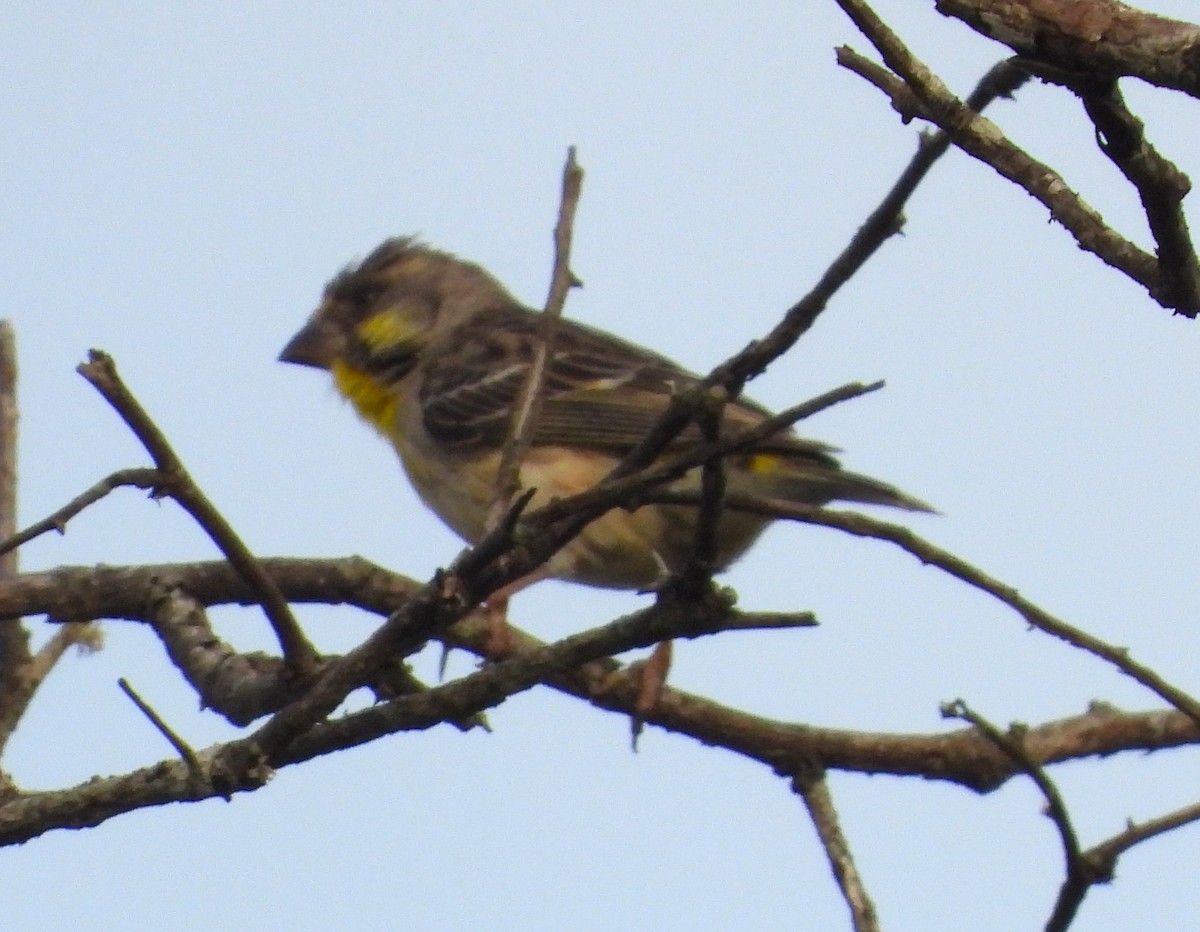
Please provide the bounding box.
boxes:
[418,304,837,467]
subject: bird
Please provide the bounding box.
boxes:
[279,237,931,653]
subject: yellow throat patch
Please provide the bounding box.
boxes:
[331,359,399,435]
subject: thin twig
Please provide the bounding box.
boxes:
[678,388,728,593]
[117,677,204,779]
[554,56,1019,513]
[527,381,884,530]
[713,609,818,631]
[487,147,584,530]
[1085,798,1200,877]
[77,351,318,678]
[944,701,1091,932]
[794,766,881,932]
[656,492,1200,728]
[0,467,160,559]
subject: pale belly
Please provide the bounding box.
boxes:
[394,433,769,589]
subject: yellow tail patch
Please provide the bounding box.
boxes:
[747,452,783,474]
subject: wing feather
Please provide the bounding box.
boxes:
[418,304,837,468]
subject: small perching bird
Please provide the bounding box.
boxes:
[279,238,930,621]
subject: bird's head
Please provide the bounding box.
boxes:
[279,237,514,430]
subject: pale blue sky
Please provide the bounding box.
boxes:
[4,3,1199,929]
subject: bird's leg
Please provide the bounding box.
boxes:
[483,568,549,656]
[635,639,673,716]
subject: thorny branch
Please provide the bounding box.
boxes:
[2,25,1199,928]
[0,555,1196,844]
[836,0,1200,314]
[646,491,1200,729]
[946,701,1093,932]
[76,352,319,678]
[0,468,160,560]
[1083,799,1200,885]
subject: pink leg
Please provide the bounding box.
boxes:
[483,568,549,655]
[635,639,673,715]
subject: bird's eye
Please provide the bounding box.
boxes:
[362,341,418,383]
[355,283,389,308]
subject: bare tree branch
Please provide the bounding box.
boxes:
[794,766,881,932]
[0,467,160,559]
[523,382,884,538]
[117,677,203,778]
[76,351,319,677]
[1083,798,1200,880]
[0,320,29,759]
[4,25,1198,916]
[489,146,584,528]
[946,700,1093,931]
[1075,78,1200,310]
[935,0,1200,98]
[835,0,1198,314]
[0,558,1194,794]
[650,492,1200,728]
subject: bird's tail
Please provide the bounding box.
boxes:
[733,458,936,514]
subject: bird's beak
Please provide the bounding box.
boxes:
[279,314,343,370]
